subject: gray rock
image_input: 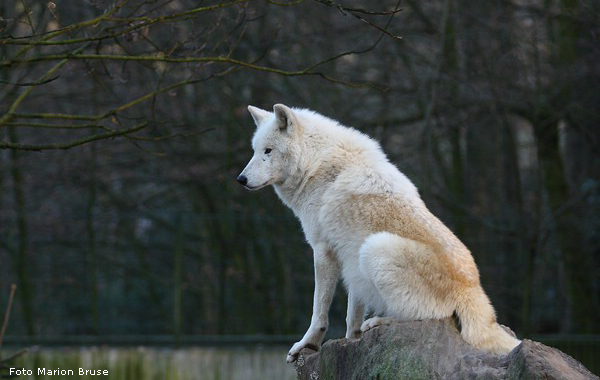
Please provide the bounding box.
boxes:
[294,318,598,380]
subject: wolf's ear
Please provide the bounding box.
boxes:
[273,104,301,135]
[247,105,271,126]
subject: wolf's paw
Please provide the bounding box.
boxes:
[286,340,319,363]
[345,329,363,339]
[360,316,395,332]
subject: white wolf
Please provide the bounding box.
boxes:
[237,104,521,362]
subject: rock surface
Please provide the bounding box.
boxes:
[294,318,598,380]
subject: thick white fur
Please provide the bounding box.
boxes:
[238,104,521,362]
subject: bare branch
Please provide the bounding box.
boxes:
[0,1,247,46]
[0,76,59,86]
[0,0,395,151]
[312,0,404,16]
[3,122,110,129]
[0,122,148,151]
[0,285,17,357]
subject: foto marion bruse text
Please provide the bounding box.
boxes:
[10,367,108,376]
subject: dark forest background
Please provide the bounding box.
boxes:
[0,0,598,342]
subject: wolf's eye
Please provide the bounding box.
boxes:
[264,148,272,154]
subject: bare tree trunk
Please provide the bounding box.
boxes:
[530,0,599,333]
[533,116,597,333]
[86,144,99,335]
[173,218,184,343]
[8,128,34,335]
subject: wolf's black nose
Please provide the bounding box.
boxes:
[236,175,248,186]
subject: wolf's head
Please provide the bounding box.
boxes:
[237,104,303,190]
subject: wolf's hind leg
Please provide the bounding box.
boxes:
[358,232,454,321]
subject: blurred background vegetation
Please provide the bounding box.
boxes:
[0,0,599,376]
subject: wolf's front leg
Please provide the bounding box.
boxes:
[286,245,340,363]
[345,290,365,339]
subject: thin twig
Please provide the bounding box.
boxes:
[313,0,403,16]
[0,0,247,46]
[0,76,59,86]
[0,284,17,359]
[0,54,380,89]
[0,122,148,151]
[1,348,28,364]
[304,0,403,73]
[0,42,92,127]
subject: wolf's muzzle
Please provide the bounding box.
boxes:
[236,175,248,186]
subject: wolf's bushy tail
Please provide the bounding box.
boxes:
[455,287,521,355]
